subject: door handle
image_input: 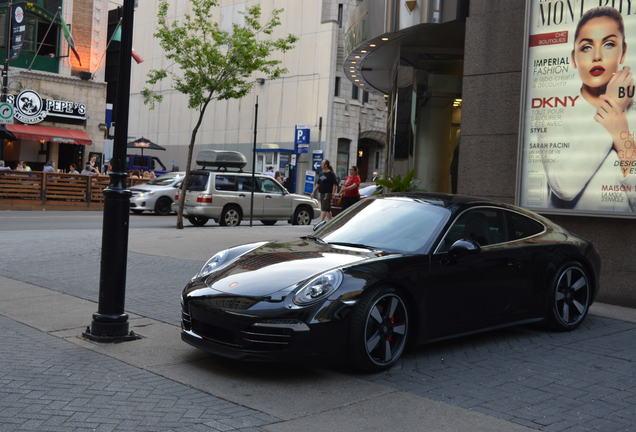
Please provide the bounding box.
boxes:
[265,195,272,199]
[238,194,246,198]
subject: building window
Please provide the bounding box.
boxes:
[351,84,359,101]
[363,90,369,104]
[375,151,380,169]
[335,76,341,97]
[336,138,351,180]
[337,4,343,28]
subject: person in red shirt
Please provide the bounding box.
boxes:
[340,166,361,210]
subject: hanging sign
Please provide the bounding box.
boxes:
[7,89,87,124]
[10,3,26,60]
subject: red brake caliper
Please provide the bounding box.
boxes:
[387,316,396,342]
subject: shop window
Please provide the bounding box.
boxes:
[363,90,369,104]
[337,4,343,28]
[0,2,61,73]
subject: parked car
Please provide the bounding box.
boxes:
[331,182,381,217]
[130,171,184,215]
[180,193,600,371]
[177,150,320,226]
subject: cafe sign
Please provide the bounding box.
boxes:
[6,89,87,124]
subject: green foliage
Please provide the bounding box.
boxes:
[143,0,297,111]
[374,170,417,192]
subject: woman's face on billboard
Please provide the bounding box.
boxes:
[573,16,626,89]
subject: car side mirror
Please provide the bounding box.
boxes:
[448,239,480,258]
[313,220,327,232]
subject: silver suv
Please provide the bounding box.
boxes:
[180,170,320,226]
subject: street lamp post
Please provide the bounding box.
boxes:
[83,0,138,342]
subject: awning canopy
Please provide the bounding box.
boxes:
[6,124,92,145]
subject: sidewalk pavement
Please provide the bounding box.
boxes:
[1,274,635,432]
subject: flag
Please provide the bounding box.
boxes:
[59,15,81,65]
[111,23,121,42]
[131,48,144,64]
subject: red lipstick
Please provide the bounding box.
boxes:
[590,66,605,77]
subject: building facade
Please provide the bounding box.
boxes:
[344,0,636,307]
[0,0,109,172]
[124,0,387,187]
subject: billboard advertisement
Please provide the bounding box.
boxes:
[519,1,636,217]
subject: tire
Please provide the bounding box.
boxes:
[154,197,172,216]
[187,216,209,227]
[131,209,143,215]
[292,206,312,225]
[349,287,409,372]
[220,205,242,227]
[546,261,591,331]
[260,220,277,226]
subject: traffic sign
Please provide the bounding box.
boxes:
[312,150,323,173]
[294,126,310,153]
[0,102,14,124]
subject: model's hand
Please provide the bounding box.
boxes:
[595,98,628,137]
[606,66,633,112]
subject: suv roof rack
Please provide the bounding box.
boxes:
[196,150,247,171]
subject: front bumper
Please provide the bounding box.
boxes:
[130,195,157,211]
[181,289,350,362]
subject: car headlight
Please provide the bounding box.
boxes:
[293,269,343,306]
[196,249,229,279]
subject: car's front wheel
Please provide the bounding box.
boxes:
[546,262,591,331]
[187,216,209,227]
[154,197,173,216]
[292,206,312,225]
[349,287,409,372]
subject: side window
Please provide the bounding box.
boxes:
[259,178,283,194]
[236,176,255,192]
[439,208,507,252]
[214,175,237,191]
[506,211,544,241]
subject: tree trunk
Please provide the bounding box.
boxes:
[176,97,213,229]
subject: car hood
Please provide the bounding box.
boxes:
[288,193,316,203]
[204,239,380,297]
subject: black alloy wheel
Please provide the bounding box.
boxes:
[220,206,242,227]
[187,216,209,227]
[154,197,172,216]
[548,262,591,330]
[293,206,312,225]
[349,288,409,371]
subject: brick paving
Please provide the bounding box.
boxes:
[0,315,278,432]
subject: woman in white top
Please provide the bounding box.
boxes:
[543,6,636,212]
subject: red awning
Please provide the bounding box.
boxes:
[6,124,92,146]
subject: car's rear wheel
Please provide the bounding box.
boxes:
[292,206,312,225]
[154,197,172,216]
[187,216,209,227]
[546,262,591,331]
[260,220,277,226]
[220,205,242,227]
[349,287,409,372]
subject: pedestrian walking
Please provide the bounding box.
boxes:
[311,159,338,223]
[340,166,361,210]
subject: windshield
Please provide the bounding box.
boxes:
[147,173,180,186]
[315,197,450,254]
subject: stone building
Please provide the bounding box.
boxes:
[343,0,636,307]
[0,0,109,172]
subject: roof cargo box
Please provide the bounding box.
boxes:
[196,150,247,171]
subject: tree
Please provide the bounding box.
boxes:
[143,0,297,228]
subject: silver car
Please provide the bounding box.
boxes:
[130,172,185,215]
[179,170,320,226]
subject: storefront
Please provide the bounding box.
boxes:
[344,0,636,307]
[0,71,106,171]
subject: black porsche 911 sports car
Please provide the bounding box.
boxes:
[181,193,600,371]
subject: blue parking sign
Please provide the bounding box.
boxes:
[294,126,310,153]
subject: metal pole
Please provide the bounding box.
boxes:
[2,0,13,103]
[84,0,138,342]
[249,95,258,227]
